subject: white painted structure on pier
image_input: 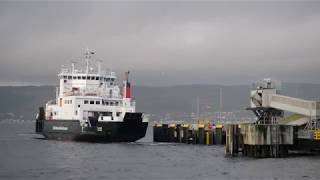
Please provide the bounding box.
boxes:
[250,79,320,138]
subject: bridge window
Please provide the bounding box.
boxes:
[77,76,81,80]
[64,100,72,104]
[91,76,95,80]
[84,100,88,104]
[63,76,67,79]
[110,102,114,106]
[73,76,76,79]
[96,77,100,80]
[87,76,90,80]
[96,101,100,105]
[115,101,119,106]
[90,100,94,104]
[105,101,109,105]
[82,76,86,80]
[116,112,121,117]
[68,76,72,80]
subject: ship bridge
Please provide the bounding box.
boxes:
[57,49,121,98]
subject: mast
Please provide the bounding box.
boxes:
[71,61,76,74]
[84,48,95,74]
[85,48,89,74]
[98,60,102,75]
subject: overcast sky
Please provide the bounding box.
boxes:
[1,1,320,86]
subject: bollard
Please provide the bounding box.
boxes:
[205,131,212,145]
[205,131,209,145]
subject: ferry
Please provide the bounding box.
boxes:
[35,49,148,142]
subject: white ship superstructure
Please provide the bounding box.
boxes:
[47,50,133,124]
[36,49,148,142]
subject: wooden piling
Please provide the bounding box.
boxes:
[182,124,189,143]
[215,127,223,145]
[176,124,182,142]
[198,125,205,145]
[168,124,176,142]
[226,123,294,158]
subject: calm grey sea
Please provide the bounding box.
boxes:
[0,121,319,180]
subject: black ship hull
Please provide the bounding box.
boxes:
[36,112,148,142]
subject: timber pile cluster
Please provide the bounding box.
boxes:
[153,123,225,145]
[225,123,294,158]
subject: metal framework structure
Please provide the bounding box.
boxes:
[249,79,320,132]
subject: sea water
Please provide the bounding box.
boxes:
[0,120,319,180]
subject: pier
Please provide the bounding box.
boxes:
[225,123,294,158]
[152,79,320,158]
[153,123,225,145]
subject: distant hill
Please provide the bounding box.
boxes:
[0,86,55,120]
[0,83,319,120]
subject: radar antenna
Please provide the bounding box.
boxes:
[84,48,95,73]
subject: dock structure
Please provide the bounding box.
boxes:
[226,79,320,158]
[226,123,294,158]
[153,122,225,145]
[154,79,320,158]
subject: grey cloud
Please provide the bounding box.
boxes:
[0,1,320,85]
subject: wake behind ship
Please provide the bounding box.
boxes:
[35,49,148,142]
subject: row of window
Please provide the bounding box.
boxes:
[100,112,122,118]
[62,75,115,82]
[83,100,121,106]
[64,100,72,104]
[51,111,122,117]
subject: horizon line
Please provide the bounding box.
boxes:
[1,81,320,87]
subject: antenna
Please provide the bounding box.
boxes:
[97,60,103,75]
[85,48,89,74]
[125,71,130,81]
[71,61,78,74]
[84,48,95,74]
